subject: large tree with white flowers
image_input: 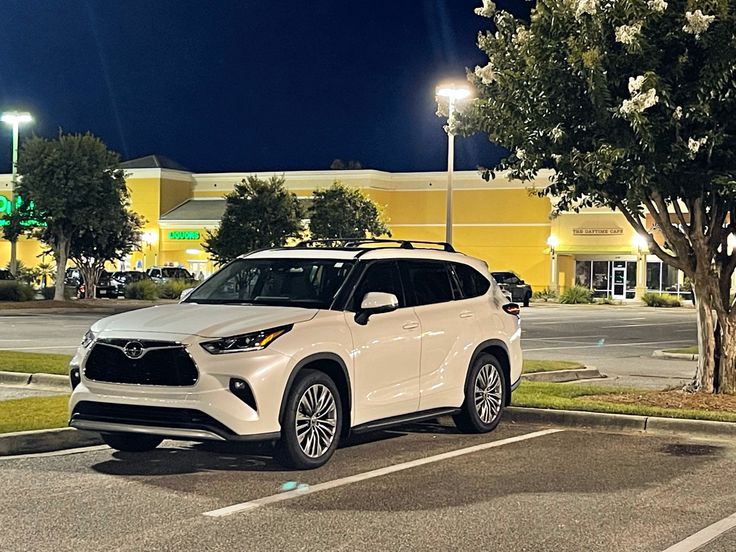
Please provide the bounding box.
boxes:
[462,0,736,392]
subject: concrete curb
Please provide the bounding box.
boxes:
[0,427,104,456]
[653,349,698,361]
[503,406,736,440]
[521,367,603,383]
[0,371,69,391]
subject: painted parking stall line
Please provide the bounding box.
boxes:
[661,511,736,552]
[203,428,563,518]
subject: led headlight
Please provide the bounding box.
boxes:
[81,329,96,348]
[200,325,292,355]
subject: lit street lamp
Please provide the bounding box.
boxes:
[436,83,471,245]
[1,111,33,275]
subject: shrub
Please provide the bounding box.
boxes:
[641,292,682,308]
[125,280,159,300]
[157,280,193,300]
[0,281,36,302]
[532,287,558,302]
[559,285,594,304]
[595,296,620,305]
[40,286,73,300]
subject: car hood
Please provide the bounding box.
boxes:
[92,303,319,338]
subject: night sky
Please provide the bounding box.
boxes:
[0,1,525,174]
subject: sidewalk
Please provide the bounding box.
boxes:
[0,299,174,316]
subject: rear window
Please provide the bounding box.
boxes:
[401,261,454,306]
[453,263,491,299]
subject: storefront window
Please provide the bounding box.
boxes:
[591,261,609,296]
[626,261,636,299]
[662,263,679,294]
[646,262,661,291]
[575,261,591,288]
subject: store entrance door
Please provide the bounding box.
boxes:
[612,261,626,299]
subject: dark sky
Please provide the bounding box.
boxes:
[0,1,523,174]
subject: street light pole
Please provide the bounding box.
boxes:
[436,83,470,246]
[1,111,33,275]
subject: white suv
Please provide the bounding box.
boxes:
[69,240,523,469]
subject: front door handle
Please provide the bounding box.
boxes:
[402,321,419,330]
[459,311,474,319]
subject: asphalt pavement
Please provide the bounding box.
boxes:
[1,420,735,551]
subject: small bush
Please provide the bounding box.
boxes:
[533,287,558,302]
[0,281,36,302]
[157,280,193,300]
[595,296,620,305]
[641,292,682,308]
[560,285,594,304]
[125,280,159,300]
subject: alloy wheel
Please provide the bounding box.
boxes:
[295,383,338,458]
[474,363,503,424]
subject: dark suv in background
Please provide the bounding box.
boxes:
[491,271,532,307]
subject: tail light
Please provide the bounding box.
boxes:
[503,303,521,316]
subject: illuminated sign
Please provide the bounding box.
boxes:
[168,231,201,240]
[0,195,45,228]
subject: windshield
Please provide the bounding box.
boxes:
[185,258,355,308]
[162,268,191,278]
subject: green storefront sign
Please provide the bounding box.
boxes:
[168,230,201,240]
[0,195,45,228]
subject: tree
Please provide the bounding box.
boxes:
[16,132,128,301]
[309,181,391,240]
[462,0,736,392]
[204,175,304,265]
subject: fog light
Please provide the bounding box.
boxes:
[229,378,257,411]
[69,366,81,390]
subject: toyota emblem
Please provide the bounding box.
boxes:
[123,341,144,359]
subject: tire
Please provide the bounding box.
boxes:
[101,432,163,452]
[523,292,531,307]
[453,353,507,434]
[276,369,342,469]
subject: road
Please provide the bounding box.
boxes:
[2,420,736,551]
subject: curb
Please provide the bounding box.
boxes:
[521,367,602,383]
[0,371,69,391]
[503,406,736,440]
[0,427,103,456]
[653,349,698,361]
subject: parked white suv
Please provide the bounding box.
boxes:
[69,239,523,469]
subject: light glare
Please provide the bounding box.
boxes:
[1,112,32,125]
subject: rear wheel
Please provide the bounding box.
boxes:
[101,432,163,452]
[276,369,342,469]
[523,292,531,307]
[453,353,507,434]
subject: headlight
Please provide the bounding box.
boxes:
[81,329,96,348]
[200,325,292,355]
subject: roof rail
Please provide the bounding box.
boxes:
[294,238,456,253]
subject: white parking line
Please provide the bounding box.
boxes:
[203,428,563,518]
[0,445,110,460]
[661,511,736,552]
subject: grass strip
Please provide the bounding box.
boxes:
[0,395,69,433]
[664,346,698,355]
[0,351,72,376]
[522,359,584,373]
[512,381,736,423]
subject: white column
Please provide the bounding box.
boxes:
[550,251,559,293]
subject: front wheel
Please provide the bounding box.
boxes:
[101,432,163,452]
[276,369,342,469]
[453,354,507,434]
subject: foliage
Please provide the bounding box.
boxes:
[0,281,35,301]
[463,0,736,392]
[559,285,594,304]
[157,279,193,300]
[309,182,391,240]
[595,296,621,305]
[17,132,129,301]
[0,395,69,433]
[5,260,33,285]
[532,287,558,302]
[641,291,683,307]
[203,175,303,265]
[40,285,73,300]
[522,359,584,373]
[124,280,159,300]
[0,351,72,375]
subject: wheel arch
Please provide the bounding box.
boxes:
[467,339,512,406]
[278,353,352,437]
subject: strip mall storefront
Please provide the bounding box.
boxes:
[0,158,698,298]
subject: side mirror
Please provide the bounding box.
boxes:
[179,288,194,302]
[355,292,399,325]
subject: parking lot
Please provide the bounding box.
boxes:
[2,419,735,551]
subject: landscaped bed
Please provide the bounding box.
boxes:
[522,360,584,373]
[0,395,70,433]
[0,351,72,376]
[664,346,698,355]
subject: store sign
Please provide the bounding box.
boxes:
[0,195,45,228]
[573,227,623,236]
[168,230,201,240]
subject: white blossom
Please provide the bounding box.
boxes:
[688,136,707,156]
[683,10,715,38]
[615,23,642,46]
[575,0,597,19]
[516,148,526,160]
[514,27,532,45]
[647,0,667,13]
[474,0,496,18]
[673,106,683,120]
[551,154,563,163]
[551,126,564,141]
[474,63,496,85]
[628,75,646,94]
[621,87,659,115]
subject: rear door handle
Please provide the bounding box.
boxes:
[402,321,419,330]
[459,311,474,319]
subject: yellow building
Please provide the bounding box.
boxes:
[0,155,690,300]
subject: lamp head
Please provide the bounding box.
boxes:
[1,112,33,125]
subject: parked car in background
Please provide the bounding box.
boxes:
[109,271,151,296]
[77,270,118,299]
[491,271,533,307]
[0,270,15,280]
[146,266,194,283]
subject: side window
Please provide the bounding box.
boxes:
[402,261,454,306]
[453,263,491,299]
[351,261,404,311]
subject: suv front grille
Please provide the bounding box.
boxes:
[84,340,198,386]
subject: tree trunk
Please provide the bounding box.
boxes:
[717,318,736,393]
[53,239,69,302]
[691,285,718,392]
